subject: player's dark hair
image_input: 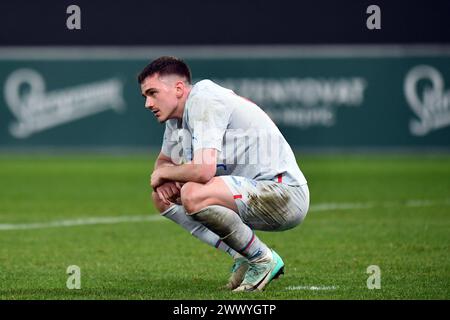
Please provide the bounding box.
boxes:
[137,56,192,84]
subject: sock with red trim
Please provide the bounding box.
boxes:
[161,205,239,258]
[188,205,270,263]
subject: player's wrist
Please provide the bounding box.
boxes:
[158,166,169,180]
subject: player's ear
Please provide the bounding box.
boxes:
[175,80,185,98]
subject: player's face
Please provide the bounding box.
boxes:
[141,74,179,123]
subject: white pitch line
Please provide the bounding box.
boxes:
[0,215,165,231]
[310,202,375,212]
[310,198,450,212]
[0,198,449,231]
[286,285,338,291]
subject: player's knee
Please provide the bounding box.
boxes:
[180,182,205,214]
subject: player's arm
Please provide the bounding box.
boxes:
[152,152,181,205]
[154,151,176,169]
[151,148,217,189]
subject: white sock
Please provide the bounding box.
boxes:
[161,205,239,258]
[189,205,270,263]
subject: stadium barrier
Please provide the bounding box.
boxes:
[1,45,449,150]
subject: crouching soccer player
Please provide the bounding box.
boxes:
[138,56,310,292]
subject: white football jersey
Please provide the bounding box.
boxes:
[161,80,307,186]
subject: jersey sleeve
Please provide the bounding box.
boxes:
[187,96,232,152]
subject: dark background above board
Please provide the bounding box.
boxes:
[0,0,449,45]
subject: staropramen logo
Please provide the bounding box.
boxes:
[404,65,450,136]
[3,69,126,138]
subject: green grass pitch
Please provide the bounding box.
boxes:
[0,154,449,299]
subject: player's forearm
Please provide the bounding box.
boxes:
[155,159,174,170]
[158,164,213,184]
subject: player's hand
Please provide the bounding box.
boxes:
[150,169,165,190]
[155,182,181,205]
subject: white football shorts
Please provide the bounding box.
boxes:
[220,175,310,231]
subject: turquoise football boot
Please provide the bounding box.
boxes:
[233,250,284,292]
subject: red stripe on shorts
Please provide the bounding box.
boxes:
[233,194,242,199]
[277,174,283,183]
